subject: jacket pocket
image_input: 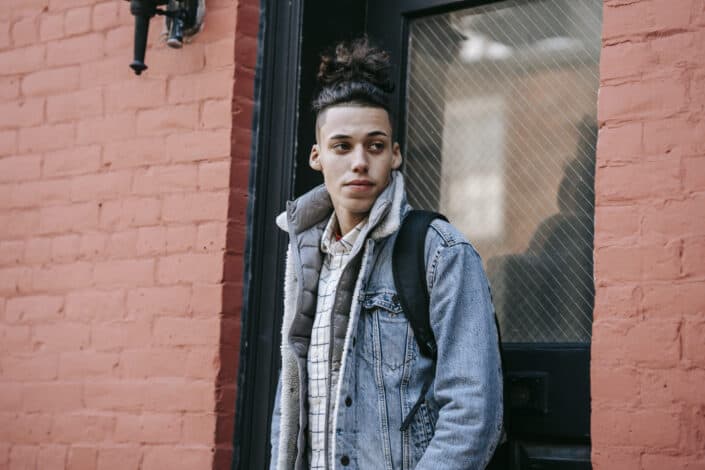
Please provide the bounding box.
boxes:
[361,291,414,371]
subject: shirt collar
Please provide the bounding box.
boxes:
[321,213,367,255]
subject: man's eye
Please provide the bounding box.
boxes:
[333,143,350,151]
[369,142,385,152]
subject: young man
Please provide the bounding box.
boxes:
[270,38,503,470]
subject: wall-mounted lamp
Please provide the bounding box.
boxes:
[125,0,205,75]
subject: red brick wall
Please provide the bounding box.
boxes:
[0,0,256,468]
[593,0,705,468]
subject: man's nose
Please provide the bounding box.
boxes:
[350,145,369,172]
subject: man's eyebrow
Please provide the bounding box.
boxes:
[367,130,388,137]
[329,134,352,140]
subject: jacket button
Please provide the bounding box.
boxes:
[341,455,350,466]
[345,396,352,407]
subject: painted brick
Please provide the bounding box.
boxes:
[198,160,231,190]
[76,113,135,145]
[93,259,155,287]
[598,76,688,123]
[67,446,98,470]
[51,414,115,443]
[684,155,705,192]
[597,159,681,203]
[639,368,705,407]
[136,104,200,136]
[135,226,166,256]
[154,317,219,346]
[683,315,705,368]
[0,129,17,156]
[181,413,216,445]
[205,38,236,70]
[33,322,91,352]
[120,348,189,378]
[102,136,167,169]
[92,2,120,31]
[0,239,24,266]
[0,414,52,444]
[50,234,82,263]
[0,155,41,182]
[126,285,190,317]
[0,21,9,51]
[21,66,80,97]
[37,446,68,469]
[642,196,705,238]
[131,164,198,195]
[65,6,92,36]
[5,295,64,323]
[47,87,103,123]
[78,231,107,260]
[23,382,83,411]
[0,354,58,381]
[0,266,32,297]
[32,261,94,292]
[157,252,223,284]
[190,283,223,315]
[69,171,132,202]
[59,351,120,378]
[643,117,705,156]
[0,210,41,240]
[0,45,45,75]
[104,24,132,52]
[168,70,233,103]
[0,76,20,101]
[95,447,142,470]
[11,17,40,47]
[162,191,229,223]
[39,201,99,234]
[166,129,231,162]
[103,78,167,113]
[65,289,125,320]
[98,197,161,230]
[0,383,23,411]
[594,205,641,247]
[43,145,102,177]
[166,225,197,253]
[19,123,75,154]
[0,98,44,129]
[11,178,73,209]
[104,230,137,259]
[24,237,52,265]
[47,33,104,66]
[8,445,38,469]
[144,44,206,78]
[39,13,64,41]
[91,320,153,351]
[114,413,182,443]
[142,446,213,470]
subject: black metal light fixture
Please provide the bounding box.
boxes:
[125,0,205,75]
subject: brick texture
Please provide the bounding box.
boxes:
[594,0,705,467]
[0,0,256,468]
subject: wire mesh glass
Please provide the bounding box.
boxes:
[405,0,601,343]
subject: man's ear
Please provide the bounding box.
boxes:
[391,142,403,170]
[309,144,322,171]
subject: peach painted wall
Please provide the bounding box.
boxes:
[0,0,256,468]
[593,0,705,468]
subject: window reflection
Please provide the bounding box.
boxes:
[406,0,601,342]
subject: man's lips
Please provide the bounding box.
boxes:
[344,180,374,187]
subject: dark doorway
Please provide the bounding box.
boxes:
[235,1,598,468]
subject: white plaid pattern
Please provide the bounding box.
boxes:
[307,214,365,469]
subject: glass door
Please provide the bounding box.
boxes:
[368,0,601,467]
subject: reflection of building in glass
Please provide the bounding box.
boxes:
[405,0,601,342]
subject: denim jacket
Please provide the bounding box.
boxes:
[270,172,503,470]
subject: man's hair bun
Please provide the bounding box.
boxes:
[312,37,395,115]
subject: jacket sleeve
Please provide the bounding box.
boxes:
[414,239,503,470]
[269,374,282,470]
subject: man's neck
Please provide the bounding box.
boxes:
[335,211,367,236]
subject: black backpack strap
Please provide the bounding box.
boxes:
[392,210,447,431]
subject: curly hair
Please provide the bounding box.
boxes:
[312,37,395,116]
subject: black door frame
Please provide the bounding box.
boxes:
[234,1,592,468]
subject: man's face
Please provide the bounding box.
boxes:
[310,105,402,231]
